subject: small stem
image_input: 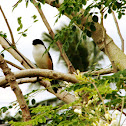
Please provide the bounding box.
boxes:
[5,60,24,70]
[0,6,15,46]
[118,97,124,126]
[91,80,106,113]
[112,11,124,52]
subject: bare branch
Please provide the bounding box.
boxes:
[0,69,78,87]
[82,68,113,76]
[0,6,15,46]
[5,60,24,70]
[112,11,124,52]
[0,54,31,122]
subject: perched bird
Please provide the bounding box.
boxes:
[32,39,58,93]
[32,39,53,70]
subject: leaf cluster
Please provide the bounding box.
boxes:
[0,31,7,38]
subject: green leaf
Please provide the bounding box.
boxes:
[115,2,122,9]
[34,20,38,23]
[2,107,8,113]
[26,100,29,105]
[108,8,112,14]
[30,0,33,3]
[9,105,13,109]
[84,7,90,16]
[82,0,86,5]
[17,17,22,25]
[56,0,59,4]
[32,15,37,19]
[38,3,41,9]
[118,11,122,19]
[105,0,112,7]
[22,33,27,37]
[19,111,22,115]
[41,0,45,4]
[92,15,98,22]
[86,30,92,37]
[90,24,96,31]
[17,27,21,31]
[72,26,76,31]
[66,7,73,15]
[104,14,107,19]
[112,4,117,11]
[77,18,81,24]
[26,0,29,8]
[31,99,36,105]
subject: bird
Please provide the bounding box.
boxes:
[32,39,58,93]
[32,39,53,70]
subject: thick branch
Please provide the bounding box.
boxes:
[32,0,76,73]
[0,55,31,122]
[0,68,114,87]
[0,69,78,87]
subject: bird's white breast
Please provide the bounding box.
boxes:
[32,44,49,69]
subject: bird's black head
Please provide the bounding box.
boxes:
[32,39,44,45]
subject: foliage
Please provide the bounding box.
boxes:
[43,25,103,71]
[9,69,126,126]
[0,0,126,125]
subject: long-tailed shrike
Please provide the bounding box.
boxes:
[32,39,58,93]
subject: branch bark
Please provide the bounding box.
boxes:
[0,69,77,104]
[0,54,31,122]
[0,69,78,87]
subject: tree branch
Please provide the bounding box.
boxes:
[0,69,78,87]
[0,54,31,122]
[82,68,113,76]
[0,37,36,69]
[112,11,124,52]
[32,0,76,74]
[0,6,15,46]
[5,60,24,70]
[0,69,77,105]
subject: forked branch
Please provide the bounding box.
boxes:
[0,54,31,122]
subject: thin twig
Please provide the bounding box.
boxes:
[82,68,113,76]
[90,80,106,113]
[112,11,124,52]
[0,6,15,46]
[32,0,76,74]
[118,97,124,126]
[5,60,24,70]
[100,5,104,25]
